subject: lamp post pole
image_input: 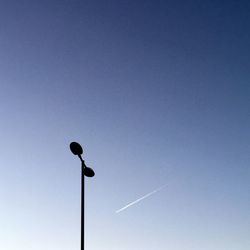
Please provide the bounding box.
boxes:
[70,142,95,250]
[81,158,85,250]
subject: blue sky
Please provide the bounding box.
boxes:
[0,1,249,249]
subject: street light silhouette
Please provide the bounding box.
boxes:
[69,142,95,250]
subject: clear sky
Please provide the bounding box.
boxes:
[0,0,249,249]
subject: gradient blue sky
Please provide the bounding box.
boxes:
[0,0,249,249]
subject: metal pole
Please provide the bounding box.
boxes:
[81,162,84,250]
[69,142,94,250]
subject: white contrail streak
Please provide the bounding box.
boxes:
[115,184,167,214]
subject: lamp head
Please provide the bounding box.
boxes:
[70,142,83,156]
[84,167,95,177]
[69,141,95,178]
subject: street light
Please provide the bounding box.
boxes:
[69,142,95,250]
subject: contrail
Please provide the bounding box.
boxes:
[115,184,167,214]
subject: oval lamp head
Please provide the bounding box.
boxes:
[84,167,95,177]
[70,142,83,155]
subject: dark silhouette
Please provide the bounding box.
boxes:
[70,142,95,250]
